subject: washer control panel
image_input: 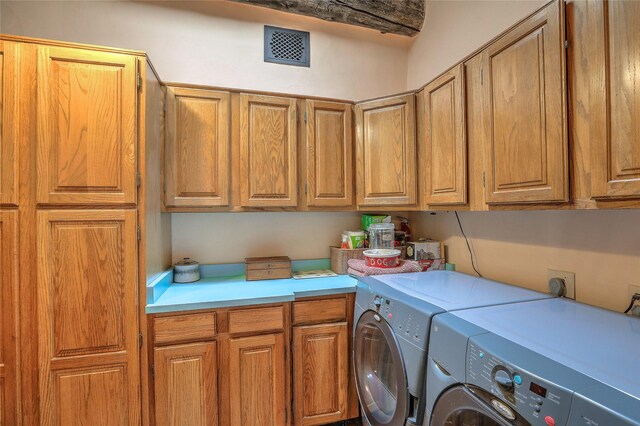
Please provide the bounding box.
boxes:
[467,338,573,426]
[366,292,429,347]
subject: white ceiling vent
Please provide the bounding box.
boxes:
[264,26,310,67]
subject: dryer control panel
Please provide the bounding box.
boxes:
[467,334,578,426]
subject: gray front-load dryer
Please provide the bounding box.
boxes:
[353,271,551,426]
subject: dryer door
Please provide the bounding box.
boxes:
[430,386,530,426]
[354,310,408,426]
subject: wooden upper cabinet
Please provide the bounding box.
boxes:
[36,46,138,206]
[0,211,18,426]
[240,94,297,207]
[293,323,349,426]
[155,342,218,426]
[165,87,230,207]
[421,64,467,205]
[37,209,140,425]
[228,333,286,425]
[305,100,354,208]
[590,0,640,199]
[355,94,417,207]
[0,42,18,207]
[482,0,568,204]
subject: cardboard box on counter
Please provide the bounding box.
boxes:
[406,240,444,260]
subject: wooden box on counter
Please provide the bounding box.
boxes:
[245,256,292,281]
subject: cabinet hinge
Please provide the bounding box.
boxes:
[138,333,143,349]
[137,73,142,91]
[304,183,308,195]
[137,226,142,241]
[303,111,307,124]
[163,182,167,194]
[565,39,569,49]
[482,172,486,188]
[480,66,484,85]
[151,366,155,380]
[136,172,141,187]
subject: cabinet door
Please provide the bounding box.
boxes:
[240,94,297,207]
[355,94,416,207]
[305,100,354,207]
[590,0,640,198]
[165,87,230,207]
[0,211,17,426]
[228,333,286,425]
[155,342,218,426]
[293,323,348,426]
[0,42,18,207]
[422,64,467,205]
[36,46,138,205]
[37,210,140,425]
[482,0,568,204]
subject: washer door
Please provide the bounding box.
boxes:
[354,310,408,426]
[430,386,530,426]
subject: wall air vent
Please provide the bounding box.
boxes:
[264,26,310,67]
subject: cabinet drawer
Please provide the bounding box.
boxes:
[293,297,347,325]
[154,312,217,345]
[228,306,285,334]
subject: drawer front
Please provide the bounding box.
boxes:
[246,267,291,281]
[228,306,285,334]
[293,297,347,325]
[154,312,217,345]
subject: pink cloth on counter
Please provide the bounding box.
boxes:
[347,259,422,276]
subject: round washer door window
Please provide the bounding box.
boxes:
[354,310,408,426]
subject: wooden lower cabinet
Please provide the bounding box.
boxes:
[154,342,218,426]
[293,323,349,425]
[228,333,287,426]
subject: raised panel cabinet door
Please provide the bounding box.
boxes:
[482,0,568,204]
[355,94,417,207]
[0,42,18,207]
[305,100,354,207]
[228,333,286,426]
[293,323,348,426]
[155,342,218,426]
[165,87,230,207]
[0,211,18,426]
[36,45,138,205]
[423,64,467,205]
[240,94,297,207]
[37,209,140,425]
[590,0,640,198]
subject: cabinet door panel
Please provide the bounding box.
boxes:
[590,0,640,198]
[229,333,286,426]
[155,342,218,426]
[423,64,467,205]
[36,46,137,205]
[0,211,18,426]
[483,0,568,204]
[240,94,297,207]
[306,100,353,207]
[37,210,139,425]
[165,87,230,207]
[293,323,348,425]
[0,42,18,206]
[355,94,416,207]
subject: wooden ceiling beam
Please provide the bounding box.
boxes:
[227,0,425,37]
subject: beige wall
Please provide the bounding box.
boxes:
[0,0,409,100]
[406,0,546,88]
[410,210,640,312]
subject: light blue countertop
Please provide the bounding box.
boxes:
[146,259,358,314]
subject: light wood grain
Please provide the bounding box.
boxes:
[228,305,285,335]
[0,42,18,207]
[355,94,417,207]
[482,0,568,204]
[165,86,230,207]
[228,333,286,426]
[37,209,140,425]
[154,313,216,346]
[0,211,18,426]
[239,94,298,207]
[589,0,640,199]
[36,46,138,206]
[154,342,218,426]
[422,64,467,205]
[292,297,347,325]
[305,100,354,207]
[293,322,348,425]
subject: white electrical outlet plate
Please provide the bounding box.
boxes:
[548,269,576,299]
[629,284,640,299]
